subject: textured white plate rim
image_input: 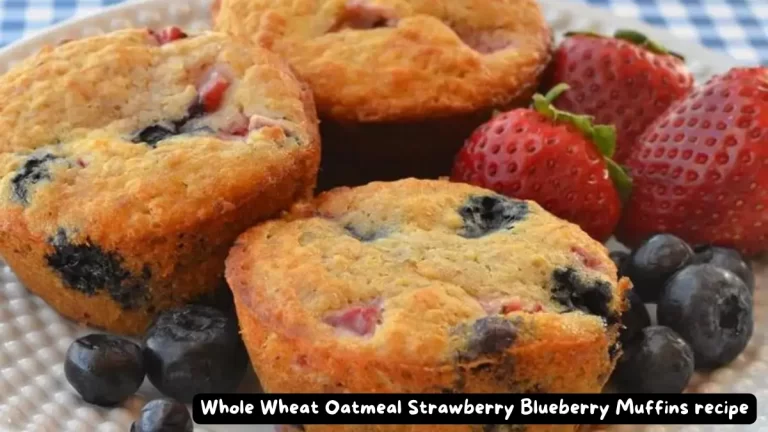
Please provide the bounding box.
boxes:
[0,1,764,432]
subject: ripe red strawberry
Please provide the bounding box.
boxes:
[618,67,768,257]
[451,84,632,241]
[547,29,694,164]
[151,26,188,45]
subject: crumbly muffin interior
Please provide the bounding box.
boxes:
[229,179,625,366]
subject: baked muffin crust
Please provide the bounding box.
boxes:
[214,0,552,122]
[227,179,629,432]
[0,29,320,334]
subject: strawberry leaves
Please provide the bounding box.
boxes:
[565,29,685,61]
[532,83,633,201]
[613,29,685,61]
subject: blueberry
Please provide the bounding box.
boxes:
[608,251,629,277]
[693,245,754,292]
[131,399,192,432]
[64,334,145,406]
[143,305,248,402]
[619,290,651,344]
[343,224,386,242]
[10,153,61,204]
[612,326,694,393]
[185,100,206,120]
[550,267,615,322]
[622,234,693,303]
[460,316,518,361]
[458,195,528,238]
[45,229,150,309]
[132,124,178,147]
[657,264,753,369]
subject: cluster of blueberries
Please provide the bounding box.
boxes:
[609,234,755,393]
[64,305,248,431]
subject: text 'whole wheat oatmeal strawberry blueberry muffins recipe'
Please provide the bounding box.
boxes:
[213,0,553,190]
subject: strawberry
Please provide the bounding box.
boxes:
[198,72,231,113]
[151,26,188,45]
[618,67,768,257]
[451,84,632,241]
[546,29,694,164]
[324,306,380,337]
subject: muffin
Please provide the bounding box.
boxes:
[226,178,629,432]
[0,28,320,335]
[213,0,552,189]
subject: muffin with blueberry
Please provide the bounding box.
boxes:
[213,0,552,189]
[0,28,320,334]
[226,178,629,432]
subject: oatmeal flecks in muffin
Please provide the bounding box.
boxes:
[227,179,629,432]
[0,28,320,334]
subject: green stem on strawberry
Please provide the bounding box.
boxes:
[613,29,685,60]
[605,158,633,202]
[564,29,685,61]
[532,83,633,202]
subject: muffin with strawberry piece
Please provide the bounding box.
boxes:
[213,0,552,189]
[227,178,630,432]
[0,28,320,334]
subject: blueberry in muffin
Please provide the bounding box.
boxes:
[226,179,629,432]
[0,28,320,334]
[213,0,553,189]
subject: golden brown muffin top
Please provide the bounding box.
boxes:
[0,29,318,246]
[227,179,629,367]
[214,0,552,122]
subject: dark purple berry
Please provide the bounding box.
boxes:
[11,153,61,204]
[64,334,144,406]
[613,326,694,393]
[460,316,518,361]
[693,245,754,292]
[658,264,753,370]
[143,305,248,402]
[458,195,528,238]
[622,234,693,302]
[132,124,178,147]
[550,267,615,321]
[131,399,192,432]
[46,229,150,309]
[619,290,651,344]
[609,250,629,276]
[343,225,386,242]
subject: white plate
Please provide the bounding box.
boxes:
[0,0,764,431]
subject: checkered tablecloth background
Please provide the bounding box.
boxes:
[0,0,767,65]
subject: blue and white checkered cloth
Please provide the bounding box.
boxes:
[1,0,767,65]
